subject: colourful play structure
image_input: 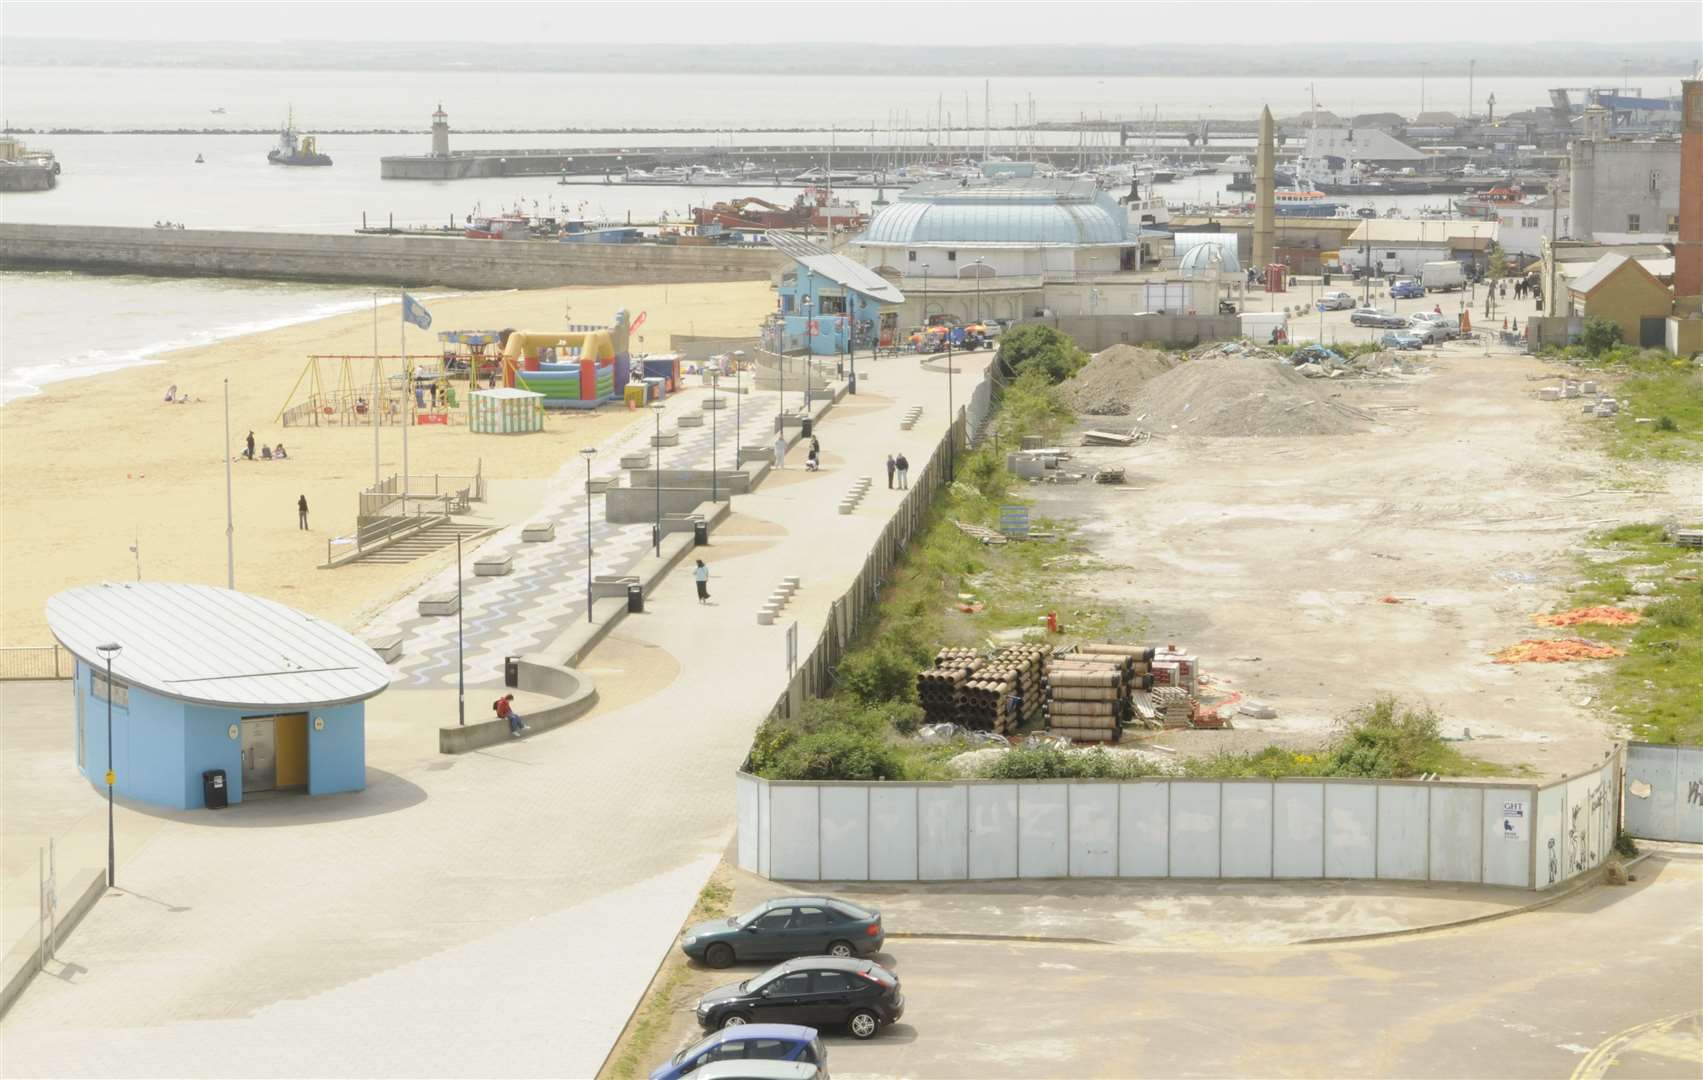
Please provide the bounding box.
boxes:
[500,309,637,410]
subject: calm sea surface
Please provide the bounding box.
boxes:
[0,66,1671,398]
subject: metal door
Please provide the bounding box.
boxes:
[242,719,276,793]
[1639,317,1665,348]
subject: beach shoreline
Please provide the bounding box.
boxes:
[0,278,773,645]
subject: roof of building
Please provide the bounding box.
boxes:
[47,582,392,709]
[766,231,830,259]
[1567,252,1673,294]
[856,179,1130,249]
[1301,127,1428,162]
[1174,233,1241,275]
[1552,241,1673,264]
[1346,219,1501,246]
[796,252,905,303]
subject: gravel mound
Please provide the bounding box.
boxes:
[1126,352,1370,437]
[1060,345,1177,416]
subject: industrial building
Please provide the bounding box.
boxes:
[1339,219,1501,277]
[1569,108,1682,242]
[47,582,389,810]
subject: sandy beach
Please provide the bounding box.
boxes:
[0,280,774,645]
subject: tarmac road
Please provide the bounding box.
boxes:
[803,848,1702,1078]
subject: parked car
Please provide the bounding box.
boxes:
[650,1025,827,1080]
[1350,308,1406,328]
[1379,331,1424,350]
[695,957,904,1040]
[1408,313,1460,342]
[1390,279,1425,300]
[682,897,884,969]
[693,1061,821,1080]
[1316,290,1356,311]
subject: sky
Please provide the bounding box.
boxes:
[0,0,1695,45]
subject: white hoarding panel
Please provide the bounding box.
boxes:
[1624,743,1678,841]
[1019,784,1070,878]
[1220,783,1274,878]
[819,786,871,881]
[1481,787,1533,888]
[736,774,761,873]
[1427,786,1482,883]
[769,785,821,881]
[1377,785,1428,880]
[1534,783,1567,891]
[1069,784,1120,877]
[969,784,1019,879]
[1273,783,1325,878]
[1120,782,1169,877]
[1564,767,1611,879]
[1676,748,1703,844]
[918,785,969,880]
[757,776,772,878]
[1169,782,1221,877]
[869,786,919,881]
[1325,783,1378,879]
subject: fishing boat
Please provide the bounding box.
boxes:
[1271,189,1341,217]
[1453,185,1525,218]
[464,213,530,240]
[267,109,331,167]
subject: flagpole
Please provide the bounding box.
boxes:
[372,292,381,488]
[400,288,409,499]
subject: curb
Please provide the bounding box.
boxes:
[886,930,1115,947]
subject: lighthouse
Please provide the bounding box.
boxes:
[431,103,450,158]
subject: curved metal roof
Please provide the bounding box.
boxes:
[858,180,1130,249]
[47,582,391,709]
[1177,238,1241,276]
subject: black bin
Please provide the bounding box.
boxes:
[801,416,813,438]
[627,583,644,613]
[693,519,709,546]
[1322,272,1332,285]
[203,769,228,810]
[504,655,520,688]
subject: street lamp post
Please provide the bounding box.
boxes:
[734,351,744,455]
[581,447,596,623]
[96,642,121,888]
[973,257,985,323]
[710,361,719,503]
[651,404,664,556]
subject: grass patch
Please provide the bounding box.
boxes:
[1559,523,1703,745]
[1542,346,1703,460]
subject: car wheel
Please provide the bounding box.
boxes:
[848,1009,880,1039]
[704,943,734,969]
[720,1012,751,1030]
[827,940,855,959]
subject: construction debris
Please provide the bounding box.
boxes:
[1104,348,1371,437]
[1082,429,1139,446]
[1533,606,1642,627]
[1059,345,1177,416]
[1092,467,1126,484]
[953,520,1009,546]
[1492,638,1625,664]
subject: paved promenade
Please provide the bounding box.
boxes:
[0,354,985,1078]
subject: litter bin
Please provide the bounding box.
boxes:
[627,583,644,613]
[202,769,228,810]
[801,416,813,438]
[504,655,520,688]
[1322,272,1332,286]
[693,518,709,546]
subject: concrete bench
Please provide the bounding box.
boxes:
[650,431,680,448]
[522,521,556,542]
[592,574,640,600]
[586,475,617,494]
[838,501,858,515]
[418,592,460,616]
[677,413,705,428]
[474,553,513,577]
[702,396,729,410]
[620,452,652,470]
[738,444,774,465]
[366,634,404,664]
[757,610,776,625]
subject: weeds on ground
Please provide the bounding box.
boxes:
[1539,346,1703,460]
[1180,697,1502,780]
[1557,523,1703,745]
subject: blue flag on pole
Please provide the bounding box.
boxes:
[401,292,433,330]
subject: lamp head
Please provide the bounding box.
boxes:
[96,642,122,659]
[580,447,597,458]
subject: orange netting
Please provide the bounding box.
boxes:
[1492,638,1625,664]
[1533,606,1642,627]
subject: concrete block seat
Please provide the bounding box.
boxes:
[650,431,680,448]
[702,396,729,410]
[678,413,705,428]
[367,633,404,663]
[619,452,652,469]
[739,444,773,465]
[522,521,556,542]
[474,553,514,577]
[586,475,618,494]
[419,592,460,616]
[757,610,776,625]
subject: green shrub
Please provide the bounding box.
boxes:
[1656,415,1678,432]
[1184,747,1328,779]
[766,726,909,781]
[997,324,1090,384]
[1581,317,1623,357]
[975,745,1165,780]
[1322,696,1459,778]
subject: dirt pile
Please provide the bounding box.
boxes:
[1123,352,1371,437]
[1060,345,1177,416]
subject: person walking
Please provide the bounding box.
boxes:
[495,693,526,737]
[297,494,309,530]
[245,430,256,460]
[693,559,711,604]
[895,452,910,489]
[773,431,786,468]
[886,453,896,489]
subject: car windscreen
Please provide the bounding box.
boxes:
[733,903,769,926]
[745,961,790,992]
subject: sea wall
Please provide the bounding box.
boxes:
[0,223,787,290]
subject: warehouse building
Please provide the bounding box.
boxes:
[47,582,389,810]
[1339,219,1501,277]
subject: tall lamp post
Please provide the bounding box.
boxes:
[710,363,719,503]
[651,404,665,556]
[972,257,986,324]
[581,447,596,623]
[734,351,744,455]
[96,642,121,887]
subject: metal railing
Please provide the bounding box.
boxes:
[0,645,74,680]
[326,503,449,566]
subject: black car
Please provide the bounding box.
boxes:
[695,957,904,1040]
[682,897,884,969]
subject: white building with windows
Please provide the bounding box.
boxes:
[1489,198,1571,257]
[1339,220,1501,277]
[1569,111,1682,242]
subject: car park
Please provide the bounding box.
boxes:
[681,897,884,968]
[1316,290,1356,311]
[1390,279,1425,300]
[650,1025,827,1080]
[1379,332,1424,350]
[695,957,904,1040]
[1350,308,1407,328]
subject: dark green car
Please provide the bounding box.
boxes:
[681,897,885,969]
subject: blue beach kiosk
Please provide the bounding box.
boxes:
[47,582,390,810]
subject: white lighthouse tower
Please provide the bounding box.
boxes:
[431,103,450,158]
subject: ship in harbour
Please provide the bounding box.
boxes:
[268,110,332,167]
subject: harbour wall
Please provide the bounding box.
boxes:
[0,223,787,290]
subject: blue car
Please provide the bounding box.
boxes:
[651,1025,827,1080]
[1390,279,1425,300]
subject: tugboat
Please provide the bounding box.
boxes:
[267,109,332,167]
